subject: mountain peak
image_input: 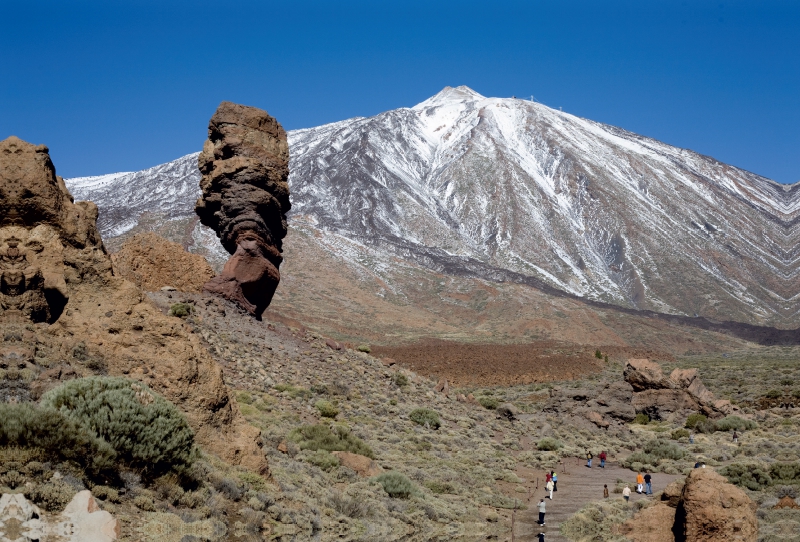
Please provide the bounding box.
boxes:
[412,85,485,110]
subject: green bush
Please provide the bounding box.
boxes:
[314,399,339,418]
[766,389,782,399]
[409,408,441,429]
[391,373,408,387]
[792,389,800,399]
[634,413,650,425]
[715,416,757,432]
[169,303,192,318]
[303,449,340,472]
[289,424,374,458]
[357,344,371,353]
[685,413,708,429]
[478,396,499,410]
[0,403,115,473]
[623,438,686,469]
[273,383,312,399]
[374,472,415,498]
[671,428,690,440]
[536,437,563,451]
[25,481,77,512]
[719,463,773,490]
[595,349,602,359]
[41,377,195,477]
[770,462,800,483]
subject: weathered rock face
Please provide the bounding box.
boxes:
[681,468,758,541]
[624,359,740,420]
[0,136,265,472]
[622,469,758,542]
[111,232,215,293]
[195,101,290,318]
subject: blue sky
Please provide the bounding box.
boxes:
[1,0,798,182]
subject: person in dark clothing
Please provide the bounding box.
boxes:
[644,472,652,495]
[603,484,609,498]
[538,499,546,525]
[586,450,593,468]
[551,471,558,491]
[538,533,545,542]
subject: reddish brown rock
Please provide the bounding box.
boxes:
[681,468,757,541]
[774,496,800,509]
[435,377,450,397]
[0,136,265,472]
[196,102,290,318]
[624,359,674,392]
[111,232,215,293]
[326,339,343,351]
[331,451,382,477]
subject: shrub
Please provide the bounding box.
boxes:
[330,491,372,518]
[715,416,757,432]
[375,472,415,498]
[0,403,115,474]
[41,377,196,477]
[391,373,409,387]
[595,349,602,359]
[424,480,456,494]
[169,303,193,318]
[409,408,441,429]
[671,429,690,440]
[289,424,374,458]
[766,389,782,399]
[26,481,76,512]
[357,344,371,353]
[478,396,499,410]
[633,413,650,425]
[685,413,708,429]
[315,399,339,418]
[770,462,800,483]
[719,463,773,490]
[303,449,340,471]
[536,437,563,451]
[273,383,312,399]
[777,486,798,499]
[793,389,800,399]
[623,438,686,469]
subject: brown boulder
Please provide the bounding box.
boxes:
[111,232,215,293]
[435,377,450,397]
[196,102,290,318]
[0,136,265,472]
[621,501,677,542]
[774,496,800,509]
[624,359,673,392]
[660,479,685,508]
[632,389,702,420]
[681,468,757,541]
[585,411,610,428]
[331,451,382,477]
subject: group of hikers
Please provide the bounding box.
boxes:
[535,451,656,539]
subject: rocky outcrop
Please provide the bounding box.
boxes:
[681,469,758,541]
[624,359,739,420]
[623,469,757,542]
[195,102,290,318]
[111,232,215,293]
[0,136,265,472]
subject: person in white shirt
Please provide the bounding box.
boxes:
[623,485,631,502]
[538,499,546,525]
[546,479,554,499]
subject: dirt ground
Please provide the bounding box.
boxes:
[371,340,672,386]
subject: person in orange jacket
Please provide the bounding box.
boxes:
[636,472,644,493]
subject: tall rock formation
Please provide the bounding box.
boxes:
[0,136,265,472]
[195,101,291,318]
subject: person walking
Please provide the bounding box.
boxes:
[538,499,546,525]
[546,478,554,499]
[551,471,558,492]
[586,450,593,468]
[636,472,644,494]
[599,450,607,468]
[538,532,545,542]
[545,471,552,485]
[733,430,739,443]
[644,472,652,495]
[603,484,609,498]
[623,485,631,502]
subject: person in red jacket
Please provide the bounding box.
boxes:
[599,450,607,468]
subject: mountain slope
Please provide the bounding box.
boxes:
[66,86,800,329]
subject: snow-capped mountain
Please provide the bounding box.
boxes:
[66,86,800,328]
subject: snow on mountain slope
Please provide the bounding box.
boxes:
[66,86,800,327]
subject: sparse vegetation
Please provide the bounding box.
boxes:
[357,344,371,353]
[314,399,339,418]
[478,396,499,409]
[391,373,408,387]
[633,413,650,425]
[536,437,563,451]
[715,415,757,432]
[288,423,374,458]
